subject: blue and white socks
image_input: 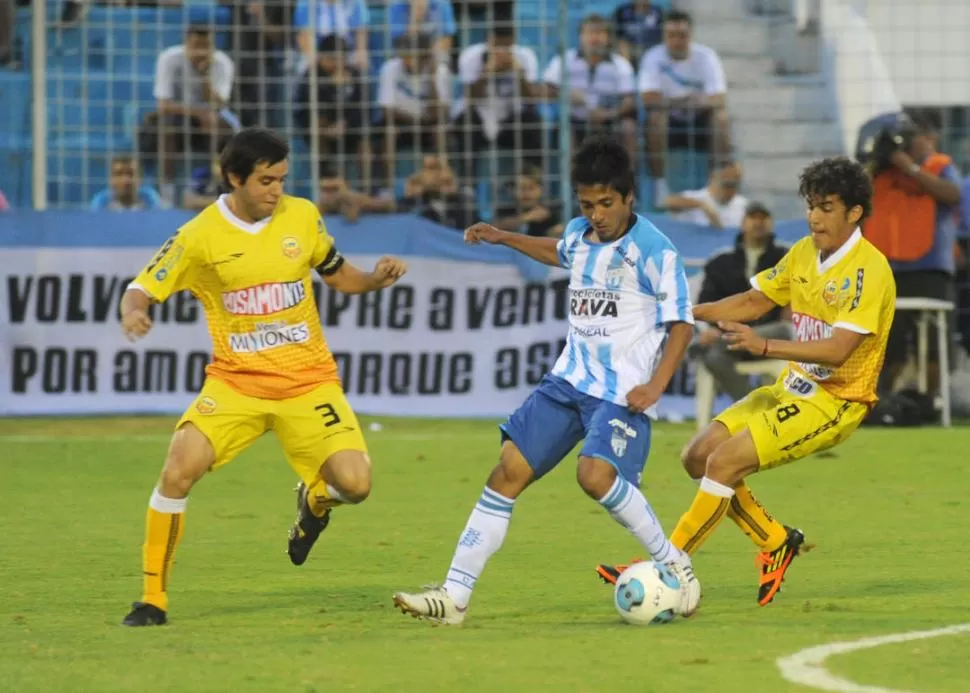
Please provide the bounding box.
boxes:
[598,476,682,564]
[444,487,515,609]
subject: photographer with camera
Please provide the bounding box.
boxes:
[859,111,962,399]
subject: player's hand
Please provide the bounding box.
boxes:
[464,222,506,245]
[719,320,766,355]
[372,256,408,288]
[626,382,664,415]
[122,308,153,342]
[697,327,721,347]
[702,203,724,229]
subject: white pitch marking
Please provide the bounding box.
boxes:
[777,622,970,692]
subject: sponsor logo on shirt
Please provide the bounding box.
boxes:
[195,396,217,414]
[792,312,833,341]
[222,280,306,316]
[570,288,620,318]
[228,321,311,353]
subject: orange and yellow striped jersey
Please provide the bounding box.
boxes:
[752,229,895,404]
[131,195,343,400]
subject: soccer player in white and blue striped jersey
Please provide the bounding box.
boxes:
[392,136,701,625]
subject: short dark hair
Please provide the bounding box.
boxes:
[395,31,432,54]
[186,25,212,39]
[571,135,636,198]
[580,14,609,30]
[318,33,346,54]
[220,127,289,189]
[798,156,872,220]
[665,10,693,25]
[491,24,515,42]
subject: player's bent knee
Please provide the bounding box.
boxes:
[704,435,758,487]
[576,456,617,499]
[158,423,216,497]
[323,451,372,504]
[486,442,534,499]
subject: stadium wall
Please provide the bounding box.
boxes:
[0,211,810,419]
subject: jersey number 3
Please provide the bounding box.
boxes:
[314,403,342,427]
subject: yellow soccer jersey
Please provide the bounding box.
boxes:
[751,229,895,404]
[131,195,345,400]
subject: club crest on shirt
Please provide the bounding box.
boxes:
[282,236,302,259]
[605,267,625,291]
[822,279,838,306]
[196,396,217,415]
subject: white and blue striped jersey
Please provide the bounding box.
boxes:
[550,214,694,415]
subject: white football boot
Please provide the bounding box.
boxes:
[665,555,702,617]
[392,585,467,625]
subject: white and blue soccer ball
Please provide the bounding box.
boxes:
[613,561,682,625]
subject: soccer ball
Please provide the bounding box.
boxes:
[613,561,682,625]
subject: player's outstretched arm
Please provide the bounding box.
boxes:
[464,222,562,267]
[626,321,693,414]
[320,255,408,294]
[693,288,777,325]
[720,322,866,367]
[120,288,154,342]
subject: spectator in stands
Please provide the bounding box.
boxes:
[542,15,637,158]
[318,164,395,222]
[378,33,453,189]
[639,10,731,203]
[387,0,457,62]
[865,112,962,397]
[293,34,371,186]
[492,164,564,237]
[399,154,476,229]
[90,155,165,211]
[689,201,790,400]
[295,0,369,71]
[452,24,542,186]
[233,0,296,128]
[612,0,664,68]
[182,156,222,211]
[139,25,237,206]
[664,160,746,228]
[0,189,9,212]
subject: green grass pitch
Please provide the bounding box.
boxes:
[1,416,968,692]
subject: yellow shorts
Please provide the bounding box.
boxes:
[715,369,869,470]
[177,377,368,485]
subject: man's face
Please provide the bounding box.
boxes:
[576,183,633,241]
[233,159,287,220]
[713,165,742,203]
[909,131,935,162]
[806,194,861,253]
[185,32,213,72]
[489,35,515,67]
[580,23,609,57]
[516,175,542,206]
[319,175,346,208]
[319,51,340,74]
[664,20,691,59]
[741,212,772,244]
[110,161,138,200]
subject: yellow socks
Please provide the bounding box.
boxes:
[726,481,788,552]
[671,478,734,555]
[305,475,346,516]
[141,489,187,612]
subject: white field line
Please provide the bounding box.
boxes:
[776,622,970,692]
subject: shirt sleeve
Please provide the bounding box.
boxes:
[556,217,585,269]
[751,248,792,306]
[129,230,199,302]
[153,49,175,101]
[833,260,894,335]
[702,49,727,95]
[543,55,562,86]
[377,61,396,108]
[89,190,110,211]
[642,246,694,326]
[212,53,235,102]
[458,47,480,85]
[311,209,345,275]
[520,48,539,83]
[615,56,636,95]
[637,48,661,93]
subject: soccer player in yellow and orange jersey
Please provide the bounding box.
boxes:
[118,128,407,627]
[596,157,896,607]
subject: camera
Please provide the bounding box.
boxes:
[855,112,915,175]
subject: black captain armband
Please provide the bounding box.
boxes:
[315,246,345,276]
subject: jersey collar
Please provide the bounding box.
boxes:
[817,227,861,273]
[217,194,271,235]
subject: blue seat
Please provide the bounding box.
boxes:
[0,72,31,147]
[46,150,111,207]
[0,141,31,209]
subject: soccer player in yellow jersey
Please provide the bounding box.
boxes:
[118,128,408,626]
[597,157,896,606]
